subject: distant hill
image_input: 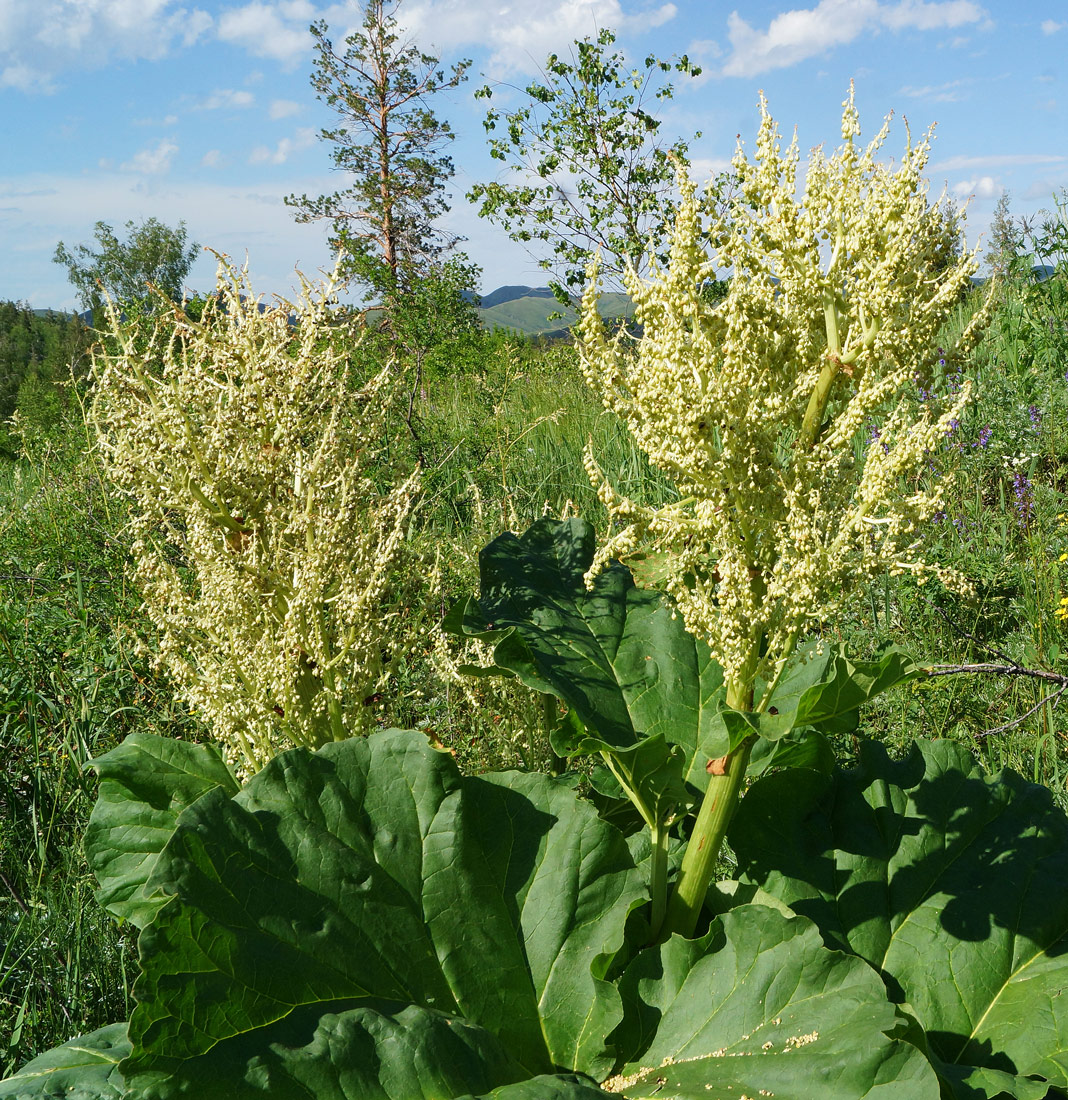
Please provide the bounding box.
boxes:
[478,286,633,338]
[25,285,634,339]
[478,285,557,310]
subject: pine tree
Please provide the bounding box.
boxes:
[285,1,470,297]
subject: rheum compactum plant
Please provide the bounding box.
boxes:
[577,86,992,938]
[90,262,419,772]
[9,92,1068,1100]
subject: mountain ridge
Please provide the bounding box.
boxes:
[22,284,636,339]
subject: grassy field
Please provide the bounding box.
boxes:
[4,252,1068,1074]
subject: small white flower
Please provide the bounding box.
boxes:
[91,258,420,771]
[579,87,992,694]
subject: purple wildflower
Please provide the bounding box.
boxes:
[974,425,992,448]
[1030,404,1042,431]
[866,422,890,454]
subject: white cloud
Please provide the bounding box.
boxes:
[952,175,1000,200]
[689,156,735,181]
[216,0,319,66]
[718,0,986,78]
[249,128,316,165]
[932,153,1068,171]
[197,88,256,110]
[133,113,180,126]
[878,0,984,31]
[1041,19,1066,35]
[401,0,677,75]
[121,139,179,175]
[270,99,303,119]
[202,150,223,167]
[0,0,212,92]
[686,37,724,66]
[898,78,969,101]
[2,62,51,92]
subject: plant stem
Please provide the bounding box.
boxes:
[648,820,669,940]
[798,286,843,452]
[541,692,566,775]
[660,733,755,939]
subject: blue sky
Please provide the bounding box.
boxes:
[3,0,1066,309]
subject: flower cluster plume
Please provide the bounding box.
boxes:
[91,258,419,770]
[579,87,993,702]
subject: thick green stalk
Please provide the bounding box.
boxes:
[798,290,843,451]
[661,733,754,939]
[661,674,756,940]
[542,692,566,775]
[798,358,838,452]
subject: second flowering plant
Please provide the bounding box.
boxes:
[578,86,994,934]
[91,260,420,772]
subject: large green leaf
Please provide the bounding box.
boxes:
[608,904,938,1099]
[444,516,730,789]
[0,1023,128,1099]
[756,643,927,740]
[120,729,645,1090]
[135,1001,611,1099]
[447,520,920,783]
[732,739,1068,1098]
[0,1011,612,1100]
[7,730,939,1099]
[85,732,239,927]
[716,643,925,749]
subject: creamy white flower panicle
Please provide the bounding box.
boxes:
[579,88,993,698]
[92,258,419,770]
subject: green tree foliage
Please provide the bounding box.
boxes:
[469,28,707,303]
[379,256,482,370]
[380,255,488,463]
[286,1,471,296]
[53,218,199,323]
[0,301,91,455]
[987,189,1024,281]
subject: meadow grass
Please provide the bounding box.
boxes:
[0,434,199,1075]
[5,264,1068,1068]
